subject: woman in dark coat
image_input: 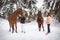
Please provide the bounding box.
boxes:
[20,13,26,33]
[37,11,44,31]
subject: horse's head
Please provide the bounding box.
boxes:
[38,11,42,17]
[17,8,23,15]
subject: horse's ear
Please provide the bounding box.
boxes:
[19,8,22,11]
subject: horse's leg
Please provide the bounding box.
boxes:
[12,24,14,33]
[15,23,17,33]
[42,24,44,31]
[38,24,41,31]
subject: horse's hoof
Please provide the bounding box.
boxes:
[43,30,45,31]
[12,31,14,33]
[12,32,14,33]
[9,29,11,32]
[24,32,26,33]
[21,31,23,33]
[39,29,41,31]
[16,31,18,33]
[15,30,17,33]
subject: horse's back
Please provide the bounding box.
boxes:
[8,13,17,25]
[37,16,44,24]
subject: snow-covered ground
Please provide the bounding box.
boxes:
[0,18,60,40]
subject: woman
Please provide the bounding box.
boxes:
[46,12,52,35]
[37,11,44,31]
[20,13,26,33]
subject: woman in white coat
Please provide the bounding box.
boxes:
[46,12,52,35]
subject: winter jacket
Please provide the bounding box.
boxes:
[46,16,52,24]
[20,16,26,24]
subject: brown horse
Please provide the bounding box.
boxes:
[37,11,44,31]
[8,8,23,33]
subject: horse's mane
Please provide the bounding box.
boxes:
[11,8,22,16]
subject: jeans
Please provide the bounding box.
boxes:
[47,24,50,33]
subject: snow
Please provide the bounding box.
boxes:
[0,18,60,40]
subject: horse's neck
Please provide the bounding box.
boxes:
[12,9,21,17]
[14,10,19,15]
[11,12,18,18]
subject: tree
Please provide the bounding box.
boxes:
[54,1,60,22]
